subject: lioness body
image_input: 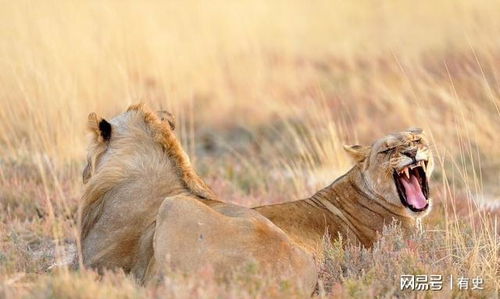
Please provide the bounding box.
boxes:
[256,129,433,253]
[79,104,316,292]
[256,166,415,251]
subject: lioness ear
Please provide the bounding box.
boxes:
[157,110,176,130]
[88,112,112,141]
[343,144,371,162]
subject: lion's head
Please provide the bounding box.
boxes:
[344,128,434,217]
[82,105,176,185]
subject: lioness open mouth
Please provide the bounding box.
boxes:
[393,160,429,212]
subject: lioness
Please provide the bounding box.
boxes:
[79,104,316,291]
[255,128,433,253]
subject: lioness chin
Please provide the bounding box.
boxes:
[255,128,434,254]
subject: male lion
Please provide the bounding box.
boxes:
[255,128,434,253]
[79,104,316,291]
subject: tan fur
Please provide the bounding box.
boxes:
[255,128,434,254]
[79,104,316,292]
[145,196,317,290]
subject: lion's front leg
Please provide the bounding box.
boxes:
[144,194,232,282]
[145,195,317,293]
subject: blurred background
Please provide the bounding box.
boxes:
[0,0,499,297]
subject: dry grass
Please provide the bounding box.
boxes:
[0,0,499,298]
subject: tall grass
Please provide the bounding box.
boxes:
[0,0,499,297]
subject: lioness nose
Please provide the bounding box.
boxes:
[402,149,417,159]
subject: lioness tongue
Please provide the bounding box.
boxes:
[400,174,427,209]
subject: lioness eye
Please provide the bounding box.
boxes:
[378,147,395,154]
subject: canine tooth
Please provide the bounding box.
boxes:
[403,167,410,179]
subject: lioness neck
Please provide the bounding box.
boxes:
[255,166,415,252]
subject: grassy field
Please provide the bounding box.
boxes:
[0,0,499,297]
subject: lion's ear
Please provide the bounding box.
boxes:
[343,144,371,162]
[157,110,176,130]
[88,113,112,141]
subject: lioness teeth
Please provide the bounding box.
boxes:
[403,167,410,179]
[404,161,427,174]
